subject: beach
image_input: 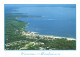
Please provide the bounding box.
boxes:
[22,31,75,40]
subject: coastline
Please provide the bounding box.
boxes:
[17,17,75,41]
[5,13,76,50]
[22,31,75,40]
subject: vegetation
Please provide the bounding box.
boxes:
[5,7,76,50]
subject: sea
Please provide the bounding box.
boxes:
[6,4,76,38]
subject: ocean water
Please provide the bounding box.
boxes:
[11,5,76,38]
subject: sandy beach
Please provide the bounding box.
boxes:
[22,31,75,40]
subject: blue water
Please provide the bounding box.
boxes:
[12,6,76,38]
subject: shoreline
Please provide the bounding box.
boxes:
[17,17,75,41]
[22,31,75,40]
